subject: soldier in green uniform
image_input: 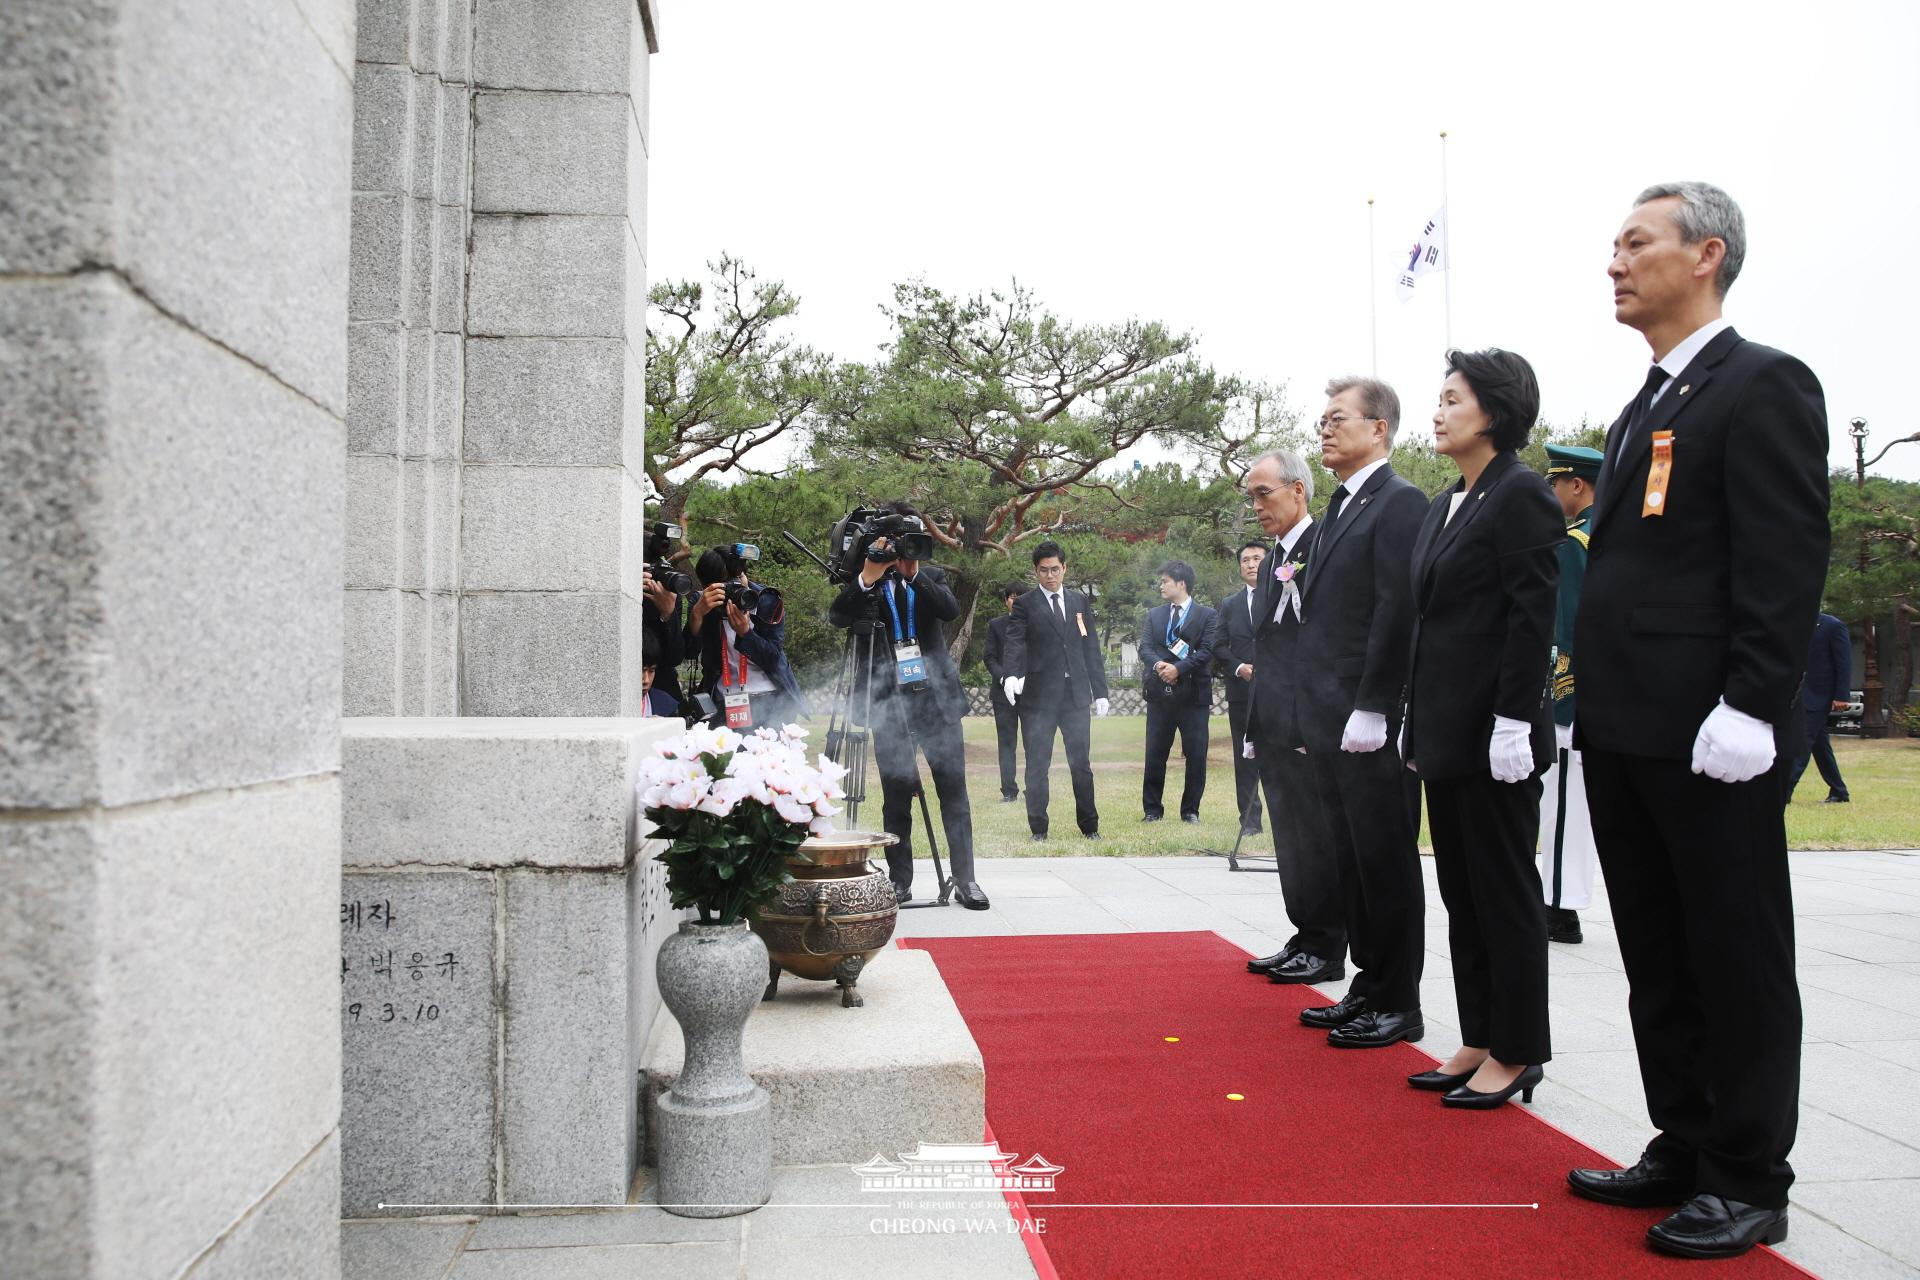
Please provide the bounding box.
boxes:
[1537,444,1604,943]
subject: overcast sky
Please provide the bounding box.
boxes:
[650,0,1920,482]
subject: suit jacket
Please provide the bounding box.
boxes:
[984,614,1014,709]
[1004,586,1109,711]
[1404,451,1563,780]
[1287,464,1428,752]
[1244,530,1311,749]
[1576,327,1830,759]
[827,565,967,726]
[684,580,804,711]
[1802,613,1852,709]
[1216,586,1259,706]
[1139,600,1217,707]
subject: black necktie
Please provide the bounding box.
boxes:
[1622,364,1668,444]
[1325,484,1350,525]
[1052,592,1066,626]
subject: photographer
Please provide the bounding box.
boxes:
[685,543,804,730]
[641,521,694,713]
[827,503,989,910]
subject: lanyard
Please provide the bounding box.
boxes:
[882,579,916,644]
[719,624,750,689]
[1165,604,1184,646]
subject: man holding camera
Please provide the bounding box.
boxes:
[642,521,693,715]
[1138,560,1217,824]
[827,504,989,909]
[686,543,804,730]
[1003,540,1110,841]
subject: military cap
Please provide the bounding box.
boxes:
[1545,444,1604,482]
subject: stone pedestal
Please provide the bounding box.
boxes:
[339,716,680,1215]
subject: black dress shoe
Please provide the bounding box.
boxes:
[1327,1008,1423,1048]
[1566,1153,1693,1208]
[1239,824,1263,837]
[1081,828,1100,840]
[1822,793,1850,804]
[893,884,913,905]
[1141,813,1163,823]
[1266,952,1344,984]
[1245,945,1299,974]
[955,882,991,911]
[1547,907,1583,944]
[1442,1062,1543,1108]
[1647,1195,1788,1259]
[1000,792,1019,803]
[1029,833,1048,843]
[1300,990,1367,1028]
[1181,813,1201,824]
[1407,1065,1477,1091]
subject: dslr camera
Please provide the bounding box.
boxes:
[644,522,695,597]
[698,542,773,613]
[827,508,934,582]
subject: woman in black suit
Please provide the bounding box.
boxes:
[1402,348,1564,1108]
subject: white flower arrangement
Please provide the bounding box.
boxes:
[638,723,851,924]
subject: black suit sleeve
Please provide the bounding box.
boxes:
[1491,480,1566,722]
[1083,603,1110,701]
[1357,485,1428,714]
[909,566,959,621]
[1177,607,1215,680]
[1724,355,1830,722]
[984,619,1006,684]
[1139,606,1168,668]
[1005,596,1030,679]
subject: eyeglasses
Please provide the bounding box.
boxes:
[1316,413,1380,433]
[1241,482,1301,502]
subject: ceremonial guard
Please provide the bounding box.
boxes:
[1538,444,1604,944]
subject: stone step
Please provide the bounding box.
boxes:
[640,947,984,1167]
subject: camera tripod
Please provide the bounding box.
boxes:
[781,532,954,909]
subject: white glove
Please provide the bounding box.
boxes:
[1489,715,1534,784]
[1093,697,1111,717]
[1398,719,1413,771]
[1242,739,1256,760]
[1554,723,1574,752]
[1690,697,1776,783]
[1003,676,1024,706]
[1340,709,1388,753]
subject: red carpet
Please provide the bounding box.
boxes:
[905,931,1814,1280]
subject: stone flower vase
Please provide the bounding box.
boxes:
[654,919,772,1217]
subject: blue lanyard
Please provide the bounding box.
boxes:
[882,579,916,644]
[1165,604,1183,646]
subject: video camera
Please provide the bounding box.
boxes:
[644,522,695,597]
[826,508,934,582]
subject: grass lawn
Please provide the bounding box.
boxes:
[811,715,1920,858]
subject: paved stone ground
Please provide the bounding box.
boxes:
[342,847,1920,1279]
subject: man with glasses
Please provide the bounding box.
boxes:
[1278,381,1429,1049]
[1002,541,1111,841]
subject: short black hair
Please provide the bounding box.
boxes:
[1444,348,1540,454]
[1158,560,1196,590]
[641,630,660,668]
[694,546,734,586]
[1031,540,1066,567]
[1238,540,1266,558]
[1000,581,1022,603]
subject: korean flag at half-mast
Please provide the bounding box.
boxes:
[1396,206,1447,301]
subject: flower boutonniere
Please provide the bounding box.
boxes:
[1273,548,1307,621]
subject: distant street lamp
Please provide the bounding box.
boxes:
[1848,418,1920,736]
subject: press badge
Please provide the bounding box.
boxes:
[723,690,753,729]
[894,642,928,687]
[1169,637,1191,660]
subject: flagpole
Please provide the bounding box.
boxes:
[1439,130,1453,349]
[1367,197,1378,376]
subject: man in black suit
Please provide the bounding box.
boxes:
[1239,452,1345,987]
[1276,378,1429,1049]
[827,503,989,909]
[1787,613,1852,804]
[1138,560,1217,823]
[1003,540,1111,840]
[983,583,1025,802]
[1218,541,1267,835]
[1568,182,1828,1259]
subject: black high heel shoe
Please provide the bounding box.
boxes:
[1407,1066,1477,1091]
[1442,1063,1544,1109]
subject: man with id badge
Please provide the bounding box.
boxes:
[686,544,804,731]
[1138,560,1217,824]
[827,502,989,910]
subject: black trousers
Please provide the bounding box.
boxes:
[873,710,975,888]
[991,695,1022,798]
[1255,744,1344,961]
[1786,705,1848,801]
[1143,696,1209,818]
[1307,745,1425,1011]
[1582,747,1800,1209]
[1225,696,1261,830]
[1020,692,1098,836]
[1425,772,1551,1065]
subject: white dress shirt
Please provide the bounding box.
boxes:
[1334,457,1390,513]
[1271,514,1314,623]
[1649,316,1732,407]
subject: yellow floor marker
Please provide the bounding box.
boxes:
[1164,1036,1181,1043]
[1226,1093,1245,1101]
